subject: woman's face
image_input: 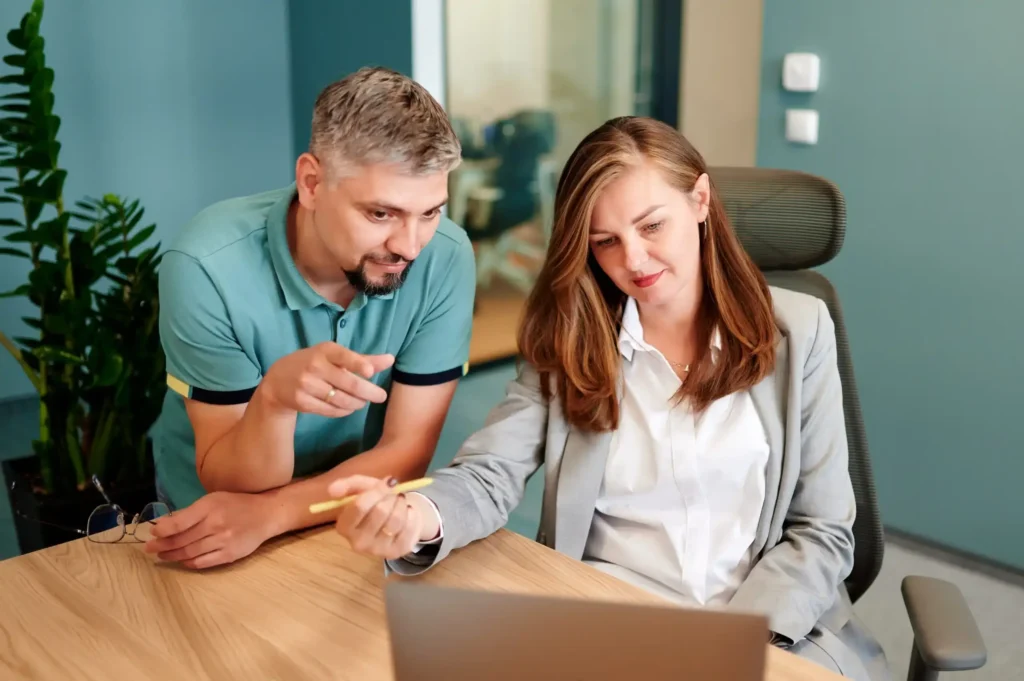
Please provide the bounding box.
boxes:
[588,160,710,308]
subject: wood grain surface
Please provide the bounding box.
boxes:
[0,527,841,681]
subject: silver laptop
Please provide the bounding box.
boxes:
[385,581,769,680]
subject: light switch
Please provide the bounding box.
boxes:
[783,53,820,92]
[786,109,819,145]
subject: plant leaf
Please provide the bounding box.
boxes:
[33,345,84,365]
[28,260,63,292]
[25,197,42,225]
[0,247,28,258]
[46,115,59,141]
[67,210,94,222]
[0,114,31,129]
[0,129,32,145]
[0,283,31,298]
[0,91,31,101]
[35,213,68,247]
[0,217,21,227]
[96,243,124,262]
[40,168,66,199]
[7,28,27,50]
[75,197,103,211]
[1,149,51,170]
[29,68,54,98]
[0,103,29,114]
[124,224,157,252]
[42,313,68,335]
[114,256,137,275]
[8,182,46,201]
[88,346,124,388]
[0,74,30,86]
[3,228,34,242]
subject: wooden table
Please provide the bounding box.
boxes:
[0,527,841,681]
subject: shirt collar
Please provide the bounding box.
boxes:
[618,297,649,361]
[266,185,391,312]
[617,297,722,361]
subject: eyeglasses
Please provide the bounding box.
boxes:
[11,474,171,544]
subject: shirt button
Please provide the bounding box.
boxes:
[339,319,348,328]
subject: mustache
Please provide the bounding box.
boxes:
[364,252,410,266]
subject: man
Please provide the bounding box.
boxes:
[144,67,474,569]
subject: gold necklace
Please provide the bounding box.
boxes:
[668,360,690,373]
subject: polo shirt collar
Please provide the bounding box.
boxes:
[266,185,392,312]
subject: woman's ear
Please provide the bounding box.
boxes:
[692,172,711,221]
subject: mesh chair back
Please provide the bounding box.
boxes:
[712,167,884,602]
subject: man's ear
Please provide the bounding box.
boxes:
[295,153,323,210]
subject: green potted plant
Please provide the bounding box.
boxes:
[0,0,166,552]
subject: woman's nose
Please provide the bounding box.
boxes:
[623,238,648,272]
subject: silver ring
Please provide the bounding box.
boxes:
[324,388,337,403]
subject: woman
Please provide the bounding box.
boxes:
[329,117,889,680]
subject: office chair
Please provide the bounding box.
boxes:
[712,167,987,681]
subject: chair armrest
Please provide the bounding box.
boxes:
[901,576,986,673]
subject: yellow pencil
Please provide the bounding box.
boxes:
[308,477,434,514]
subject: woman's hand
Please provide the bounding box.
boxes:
[328,475,440,560]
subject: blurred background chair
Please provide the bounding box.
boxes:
[713,166,987,681]
[449,109,558,294]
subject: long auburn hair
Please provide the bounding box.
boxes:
[518,116,776,432]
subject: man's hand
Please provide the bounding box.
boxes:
[261,342,395,418]
[144,491,281,569]
[329,475,440,561]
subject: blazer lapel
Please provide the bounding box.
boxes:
[749,335,789,553]
[554,426,613,560]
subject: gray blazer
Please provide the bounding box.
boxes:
[392,287,888,680]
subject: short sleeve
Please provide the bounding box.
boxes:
[159,251,261,404]
[392,237,476,386]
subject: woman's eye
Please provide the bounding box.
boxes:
[594,237,616,248]
[642,221,664,233]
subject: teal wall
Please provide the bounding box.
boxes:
[0,0,295,400]
[758,1,1024,568]
[0,0,434,559]
[287,0,413,159]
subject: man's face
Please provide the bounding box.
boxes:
[306,162,449,296]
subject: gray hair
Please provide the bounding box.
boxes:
[310,66,461,177]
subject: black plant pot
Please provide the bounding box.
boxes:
[3,455,157,555]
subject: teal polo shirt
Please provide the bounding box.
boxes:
[153,185,476,509]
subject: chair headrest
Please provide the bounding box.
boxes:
[710,167,846,271]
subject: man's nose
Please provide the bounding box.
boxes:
[387,220,420,261]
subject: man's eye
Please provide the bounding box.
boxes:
[423,208,440,219]
[371,210,389,221]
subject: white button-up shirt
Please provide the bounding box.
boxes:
[583,297,769,607]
